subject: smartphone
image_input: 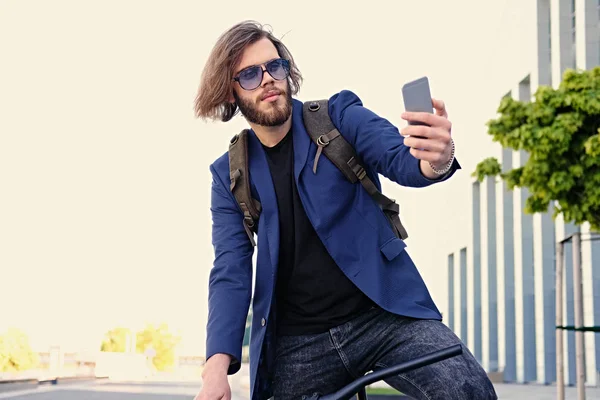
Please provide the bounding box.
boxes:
[401,76,433,127]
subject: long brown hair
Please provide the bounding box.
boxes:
[194,20,303,122]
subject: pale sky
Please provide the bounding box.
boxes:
[0,1,537,356]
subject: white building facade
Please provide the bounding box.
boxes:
[447,0,600,386]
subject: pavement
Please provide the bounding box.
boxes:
[492,382,600,399]
[0,380,247,400]
[1,377,600,399]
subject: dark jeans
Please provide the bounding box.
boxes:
[271,306,497,400]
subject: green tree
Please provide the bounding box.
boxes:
[100,327,131,353]
[473,66,600,232]
[135,323,181,372]
[0,328,40,372]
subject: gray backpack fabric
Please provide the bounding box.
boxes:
[228,99,408,247]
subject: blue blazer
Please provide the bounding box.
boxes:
[206,90,461,400]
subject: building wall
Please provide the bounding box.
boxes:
[577,0,600,385]
[446,0,600,386]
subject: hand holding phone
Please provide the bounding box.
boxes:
[399,76,455,174]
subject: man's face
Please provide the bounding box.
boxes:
[231,38,292,127]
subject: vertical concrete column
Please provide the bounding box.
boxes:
[533,204,557,384]
[532,0,553,89]
[486,176,499,372]
[460,247,468,345]
[519,150,537,383]
[564,222,579,385]
[501,146,517,383]
[551,0,577,85]
[575,0,599,69]
[472,180,483,364]
[511,73,538,383]
[448,253,455,333]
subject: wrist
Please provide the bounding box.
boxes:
[429,138,455,175]
[204,353,232,375]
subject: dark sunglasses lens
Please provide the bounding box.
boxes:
[267,59,289,80]
[239,66,263,90]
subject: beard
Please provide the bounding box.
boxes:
[233,85,293,127]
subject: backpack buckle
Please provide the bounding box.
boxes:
[244,215,255,229]
[355,166,366,180]
[308,101,320,112]
[349,158,367,180]
[317,135,330,146]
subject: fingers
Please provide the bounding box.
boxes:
[401,111,451,131]
[401,98,453,164]
[432,98,448,117]
[409,147,448,164]
[401,125,449,141]
[403,135,446,153]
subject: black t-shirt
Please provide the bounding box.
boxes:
[262,129,374,336]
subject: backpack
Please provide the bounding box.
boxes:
[227,99,408,247]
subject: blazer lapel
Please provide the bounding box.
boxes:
[247,130,280,272]
[292,98,311,183]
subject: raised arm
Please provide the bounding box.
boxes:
[327,90,460,187]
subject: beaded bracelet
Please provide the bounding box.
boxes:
[429,138,455,175]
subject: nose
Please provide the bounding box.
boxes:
[260,66,275,87]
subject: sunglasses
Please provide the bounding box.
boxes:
[233,58,290,91]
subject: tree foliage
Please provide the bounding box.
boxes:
[100,327,131,353]
[0,328,39,372]
[473,66,600,231]
[135,323,181,372]
[100,323,181,372]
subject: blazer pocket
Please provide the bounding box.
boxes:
[380,237,407,261]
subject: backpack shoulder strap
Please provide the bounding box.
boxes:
[301,100,409,240]
[228,129,261,246]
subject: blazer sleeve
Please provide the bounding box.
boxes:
[205,162,254,375]
[327,89,461,187]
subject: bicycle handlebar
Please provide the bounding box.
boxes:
[307,343,463,400]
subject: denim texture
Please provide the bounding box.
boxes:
[271,306,497,400]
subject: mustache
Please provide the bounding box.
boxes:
[261,88,281,100]
[259,86,287,101]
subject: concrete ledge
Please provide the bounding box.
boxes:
[0,378,38,393]
[1,375,108,392]
[39,375,109,385]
